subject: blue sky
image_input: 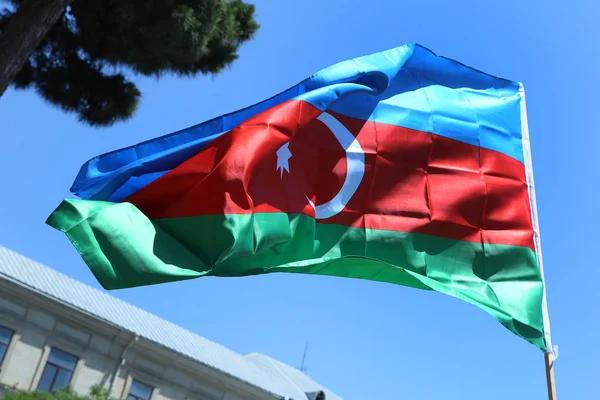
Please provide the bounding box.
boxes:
[0,0,596,398]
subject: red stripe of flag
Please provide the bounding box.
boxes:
[125,100,534,250]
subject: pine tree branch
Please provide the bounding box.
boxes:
[0,0,70,97]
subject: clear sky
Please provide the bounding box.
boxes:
[0,1,596,398]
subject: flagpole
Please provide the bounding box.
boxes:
[545,352,557,400]
[519,83,557,400]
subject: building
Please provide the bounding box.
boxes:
[0,246,340,400]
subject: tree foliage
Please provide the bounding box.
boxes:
[2,386,112,400]
[0,0,259,126]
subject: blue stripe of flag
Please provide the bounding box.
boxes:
[71,43,524,202]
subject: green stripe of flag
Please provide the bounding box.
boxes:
[47,199,546,350]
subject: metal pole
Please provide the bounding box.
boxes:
[519,83,557,400]
[545,351,557,400]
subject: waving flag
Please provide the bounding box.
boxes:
[47,43,549,350]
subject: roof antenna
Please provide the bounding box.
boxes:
[299,341,309,372]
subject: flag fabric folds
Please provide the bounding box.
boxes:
[47,43,548,350]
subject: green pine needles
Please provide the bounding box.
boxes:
[0,0,259,126]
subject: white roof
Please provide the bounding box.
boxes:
[0,246,341,400]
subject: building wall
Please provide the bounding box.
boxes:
[0,284,274,400]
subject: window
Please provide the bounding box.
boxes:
[0,326,14,366]
[37,348,78,392]
[127,380,153,400]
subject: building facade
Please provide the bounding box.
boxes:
[0,246,339,400]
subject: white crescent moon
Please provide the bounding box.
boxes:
[305,112,365,219]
